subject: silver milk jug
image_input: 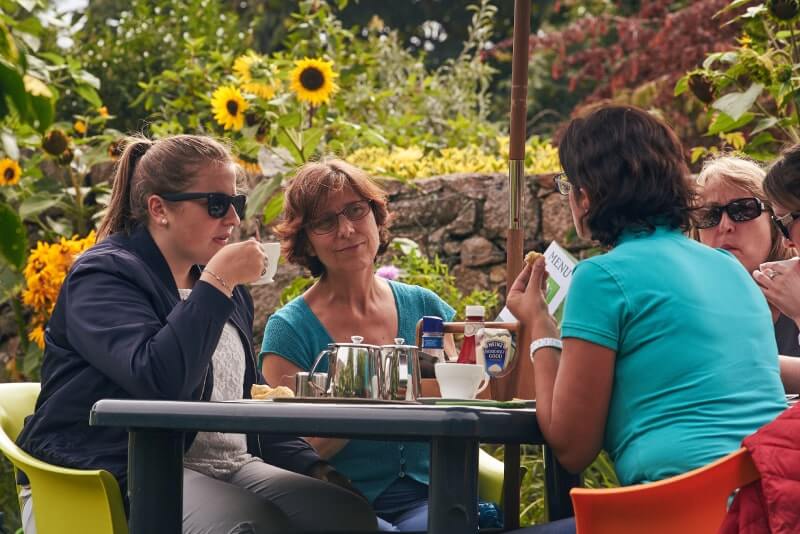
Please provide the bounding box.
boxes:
[380,338,422,401]
[308,336,384,399]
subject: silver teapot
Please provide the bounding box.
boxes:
[380,338,422,401]
[308,336,384,399]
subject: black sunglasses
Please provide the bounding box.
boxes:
[694,197,767,229]
[772,211,800,239]
[160,192,246,219]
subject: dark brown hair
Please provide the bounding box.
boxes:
[276,158,391,277]
[764,143,800,212]
[97,134,234,240]
[558,105,694,246]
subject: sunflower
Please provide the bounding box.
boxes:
[73,120,87,135]
[290,58,338,106]
[767,0,800,21]
[234,52,278,100]
[211,86,249,131]
[0,158,21,186]
[98,106,109,118]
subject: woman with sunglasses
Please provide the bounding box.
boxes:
[505,106,786,534]
[16,135,377,533]
[693,155,799,359]
[260,158,456,531]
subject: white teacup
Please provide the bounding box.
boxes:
[434,363,489,399]
[252,242,280,285]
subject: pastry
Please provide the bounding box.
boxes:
[251,384,295,400]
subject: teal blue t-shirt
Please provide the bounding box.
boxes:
[561,226,786,486]
[260,280,455,502]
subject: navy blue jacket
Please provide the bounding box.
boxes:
[16,225,321,496]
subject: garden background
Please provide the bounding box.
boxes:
[2,0,799,530]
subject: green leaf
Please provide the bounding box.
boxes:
[262,193,284,226]
[0,59,31,123]
[73,69,101,90]
[674,75,689,96]
[29,92,54,131]
[278,111,302,128]
[300,127,324,158]
[245,174,282,220]
[0,261,23,302]
[0,203,27,270]
[19,192,60,220]
[1,129,18,160]
[276,128,303,163]
[751,117,778,135]
[712,83,763,121]
[22,341,42,378]
[74,83,102,108]
[707,112,754,135]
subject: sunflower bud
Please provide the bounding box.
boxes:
[776,64,794,83]
[767,0,800,21]
[42,129,69,156]
[688,73,715,104]
[245,111,259,127]
[57,148,74,165]
[108,139,124,160]
[256,123,268,143]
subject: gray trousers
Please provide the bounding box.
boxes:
[183,462,378,533]
[21,462,377,534]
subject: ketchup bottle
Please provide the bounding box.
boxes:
[456,305,485,364]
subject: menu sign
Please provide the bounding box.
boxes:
[496,241,578,325]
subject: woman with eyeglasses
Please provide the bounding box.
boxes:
[260,158,456,531]
[505,106,785,534]
[16,135,377,534]
[693,155,799,360]
[752,144,800,393]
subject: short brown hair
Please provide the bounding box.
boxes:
[765,143,800,212]
[558,105,694,246]
[276,158,391,277]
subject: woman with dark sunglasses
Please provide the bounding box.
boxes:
[693,155,799,360]
[505,106,786,534]
[16,135,377,533]
[260,158,458,531]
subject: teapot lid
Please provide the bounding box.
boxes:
[328,335,380,349]
[380,337,419,350]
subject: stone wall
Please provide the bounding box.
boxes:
[249,172,589,337]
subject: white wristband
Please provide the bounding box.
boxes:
[529,337,563,363]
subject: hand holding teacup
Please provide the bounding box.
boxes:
[754,257,800,324]
[202,239,279,293]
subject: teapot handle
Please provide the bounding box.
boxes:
[308,347,332,395]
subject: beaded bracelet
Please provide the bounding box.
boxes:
[202,268,231,294]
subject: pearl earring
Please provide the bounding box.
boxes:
[161,218,167,225]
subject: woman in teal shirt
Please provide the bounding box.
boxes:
[261,158,455,531]
[507,106,785,532]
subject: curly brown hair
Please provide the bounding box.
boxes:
[558,105,695,247]
[276,158,392,277]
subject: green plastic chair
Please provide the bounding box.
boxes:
[478,447,505,505]
[0,382,128,534]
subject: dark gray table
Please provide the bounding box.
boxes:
[89,399,578,534]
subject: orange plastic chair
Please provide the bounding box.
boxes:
[570,447,758,534]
